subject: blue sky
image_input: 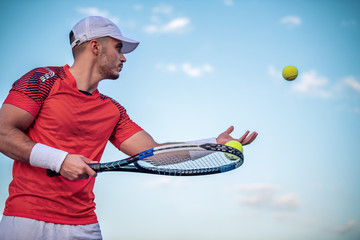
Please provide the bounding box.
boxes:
[1,0,360,239]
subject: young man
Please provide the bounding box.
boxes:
[0,16,257,239]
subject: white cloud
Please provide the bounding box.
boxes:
[237,192,301,210]
[273,193,302,210]
[268,65,333,98]
[233,183,302,211]
[156,62,213,78]
[77,7,119,24]
[268,65,359,112]
[163,18,190,32]
[165,63,178,72]
[133,4,143,11]
[332,220,358,234]
[143,25,158,34]
[235,182,280,192]
[152,4,173,15]
[223,0,235,6]
[268,65,282,79]
[182,63,213,77]
[344,76,360,92]
[281,15,302,27]
[143,177,172,188]
[292,70,332,98]
[144,4,191,34]
[143,177,189,189]
[144,17,191,34]
[239,194,270,206]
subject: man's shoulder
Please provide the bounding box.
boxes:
[27,66,66,81]
[98,94,127,113]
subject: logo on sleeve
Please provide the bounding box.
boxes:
[40,68,55,82]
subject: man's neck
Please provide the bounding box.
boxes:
[68,62,100,94]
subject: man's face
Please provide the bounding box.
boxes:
[96,37,126,80]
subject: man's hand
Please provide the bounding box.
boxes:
[59,155,97,180]
[216,126,258,146]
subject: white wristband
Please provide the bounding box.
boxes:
[186,137,217,144]
[186,138,217,160]
[29,143,68,173]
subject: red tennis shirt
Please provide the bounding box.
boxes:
[2,65,142,224]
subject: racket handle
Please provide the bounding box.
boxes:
[46,169,60,177]
[46,163,100,177]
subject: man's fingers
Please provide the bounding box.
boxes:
[238,131,250,143]
[83,157,97,164]
[75,167,96,180]
[225,125,234,135]
[85,165,97,178]
[241,132,258,145]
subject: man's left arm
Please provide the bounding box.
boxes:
[118,126,258,156]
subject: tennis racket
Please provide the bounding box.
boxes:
[47,143,244,177]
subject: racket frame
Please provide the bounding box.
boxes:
[89,143,244,176]
[47,143,244,177]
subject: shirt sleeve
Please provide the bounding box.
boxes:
[3,67,57,117]
[109,103,143,149]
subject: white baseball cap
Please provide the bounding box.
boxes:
[70,16,139,54]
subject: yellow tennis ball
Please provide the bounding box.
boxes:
[224,140,243,160]
[282,65,298,81]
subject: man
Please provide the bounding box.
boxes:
[0,16,257,239]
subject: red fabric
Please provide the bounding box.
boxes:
[3,65,142,224]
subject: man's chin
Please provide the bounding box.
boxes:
[106,73,120,80]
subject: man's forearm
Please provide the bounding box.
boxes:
[0,126,35,164]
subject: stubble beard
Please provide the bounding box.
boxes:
[97,49,120,80]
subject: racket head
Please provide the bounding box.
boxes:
[132,143,244,176]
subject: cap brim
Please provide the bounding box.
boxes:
[117,36,139,54]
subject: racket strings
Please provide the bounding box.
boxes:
[137,150,236,174]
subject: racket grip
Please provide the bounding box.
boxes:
[46,164,100,177]
[46,169,60,177]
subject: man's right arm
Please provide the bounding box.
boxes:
[0,103,96,180]
[0,104,35,162]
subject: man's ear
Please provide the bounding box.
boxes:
[89,40,100,55]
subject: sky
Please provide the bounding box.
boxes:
[0,0,360,239]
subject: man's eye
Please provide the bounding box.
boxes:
[116,45,123,52]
